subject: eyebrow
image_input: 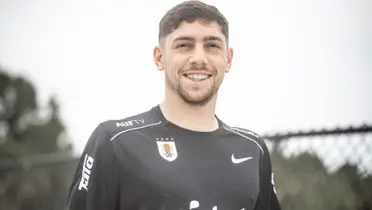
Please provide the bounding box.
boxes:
[172,36,223,43]
[172,36,194,43]
[203,36,223,43]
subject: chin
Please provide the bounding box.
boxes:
[179,92,215,107]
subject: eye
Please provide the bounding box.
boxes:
[175,43,192,49]
[205,43,220,49]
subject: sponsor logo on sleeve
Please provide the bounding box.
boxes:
[271,172,277,194]
[78,154,94,191]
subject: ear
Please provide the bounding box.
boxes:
[153,45,164,71]
[225,47,234,73]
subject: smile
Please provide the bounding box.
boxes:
[183,74,212,82]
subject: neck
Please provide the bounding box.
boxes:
[160,89,219,132]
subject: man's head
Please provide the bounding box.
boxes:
[154,1,233,107]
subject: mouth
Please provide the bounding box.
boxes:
[183,73,212,82]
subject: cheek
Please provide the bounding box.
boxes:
[210,57,227,73]
[167,55,187,73]
[164,61,179,79]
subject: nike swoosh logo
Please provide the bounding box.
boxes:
[231,154,253,164]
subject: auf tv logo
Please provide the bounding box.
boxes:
[116,119,145,127]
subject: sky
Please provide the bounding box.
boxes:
[0,0,371,161]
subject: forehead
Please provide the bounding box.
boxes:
[166,21,226,43]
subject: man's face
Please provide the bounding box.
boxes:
[154,20,233,106]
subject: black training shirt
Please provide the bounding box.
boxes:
[66,105,281,210]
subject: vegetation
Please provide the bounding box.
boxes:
[272,143,372,210]
[0,67,77,210]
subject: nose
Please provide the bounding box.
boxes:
[189,45,208,65]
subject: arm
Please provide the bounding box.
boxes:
[66,124,119,210]
[254,141,281,210]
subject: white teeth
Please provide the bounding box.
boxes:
[186,74,209,81]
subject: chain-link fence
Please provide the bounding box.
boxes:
[0,124,371,210]
[262,124,372,210]
[0,153,79,210]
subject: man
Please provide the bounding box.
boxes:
[66,1,281,210]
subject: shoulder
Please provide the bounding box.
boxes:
[96,108,162,142]
[226,126,261,139]
[222,124,267,154]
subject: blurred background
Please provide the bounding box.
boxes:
[0,0,371,209]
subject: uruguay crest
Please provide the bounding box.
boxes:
[156,138,178,162]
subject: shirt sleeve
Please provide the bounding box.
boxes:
[66,123,119,210]
[254,141,281,210]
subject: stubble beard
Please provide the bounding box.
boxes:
[165,73,221,107]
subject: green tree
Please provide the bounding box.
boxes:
[0,66,77,210]
[271,140,372,210]
[335,164,372,210]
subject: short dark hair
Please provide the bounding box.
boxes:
[158,1,229,43]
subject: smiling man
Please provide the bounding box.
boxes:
[66,1,281,210]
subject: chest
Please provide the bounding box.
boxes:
[116,131,261,210]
